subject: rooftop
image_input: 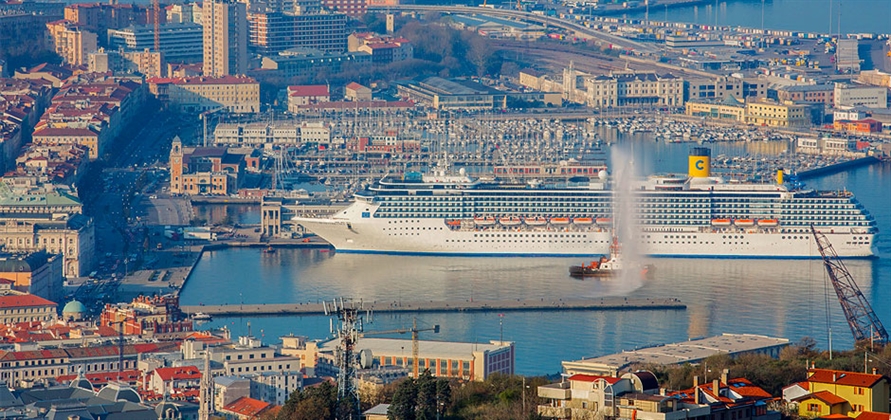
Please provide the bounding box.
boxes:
[320,337,511,360]
[0,294,56,309]
[564,333,789,373]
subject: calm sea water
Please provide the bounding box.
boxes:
[180,141,890,375]
[623,0,891,34]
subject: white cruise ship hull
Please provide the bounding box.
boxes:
[294,217,875,258]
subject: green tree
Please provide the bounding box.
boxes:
[388,378,417,420]
[278,382,337,420]
[415,371,437,420]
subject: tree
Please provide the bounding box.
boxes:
[278,382,337,420]
[388,378,418,420]
[435,379,451,418]
[415,371,437,420]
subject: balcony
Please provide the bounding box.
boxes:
[538,382,571,400]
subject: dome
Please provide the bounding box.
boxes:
[97,382,142,404]
[69,369,93,392]
[62,300,86,314]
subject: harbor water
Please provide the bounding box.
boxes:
[623,0,891,35]
[179,141,891,375]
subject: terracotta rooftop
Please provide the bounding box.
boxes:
[808,369,886,388]
[223,396,273,417]
[796,390,849,406]
[0,294,56,309]
[154,366,201,381]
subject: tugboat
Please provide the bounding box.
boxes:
[569,237,653,279]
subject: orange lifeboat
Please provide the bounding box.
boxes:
[711,219,731,226]
[473,216,496,226]
[550,217,570,225]
[446,220,461,227]
[499,216,522,226]
[573,217,594,225]
[758,219,779,227]
[595,217,612,226]
[734,219,755,227]
[524,216,548,226]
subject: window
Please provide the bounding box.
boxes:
[807,404,820,412]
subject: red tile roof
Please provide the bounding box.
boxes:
[808,369,886,388]
[33,127,99,137]
[857,412,891,420]
[56,369,142,385]
[345,82,366,90]
[223,396,272,417]
[569,374,622,384]
[0,294,56,309]
[795,390,848,406]
[288,85,329,97]
[154,366,201,381]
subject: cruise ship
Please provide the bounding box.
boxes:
[293,148,877,258]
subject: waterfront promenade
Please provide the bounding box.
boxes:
[180,297,686,317]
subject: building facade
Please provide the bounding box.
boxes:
[108,23,204,63]
[834,83,888,109]
[584,72,684,108]
[0,252,63,301]
[203,0,249,76]
[0,212,94,278]
[148,75,260,113]
[45,20,98,66]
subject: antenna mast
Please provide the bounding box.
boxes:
[326,298,363,420]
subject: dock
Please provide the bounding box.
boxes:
[180,297,685,317]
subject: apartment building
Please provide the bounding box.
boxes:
[203,0,249,76]
[148,75,260,113]
[45,20,98,66]
[0,294,57,325]
[248,10,347,54]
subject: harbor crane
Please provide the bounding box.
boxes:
[361,317,440,378]
[810,225,889,346]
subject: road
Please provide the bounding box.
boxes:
[368,4,659,54]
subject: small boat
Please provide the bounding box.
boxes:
[757,219,779,227]
[474,216,496,226]
[711,218,732,226]
[573,217,594,225]
[192,312,212,322]
[264,246,276,254]
[550,217,571,225]
[595,217,612,226]
[734,219,755,227]
[524,216,548,226]
[499,216,522,226]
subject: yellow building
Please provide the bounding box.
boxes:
[32,127,101,159]
[46,20,98,66]
[745,99,811,128]
[147,75,259,113]
[685,96,747,122]
[794,369,890,418]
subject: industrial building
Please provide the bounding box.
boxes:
[396,77,561,110]
[562,333,790,377]
[260,48,370,78]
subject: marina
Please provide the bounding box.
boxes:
[180,297,686,316]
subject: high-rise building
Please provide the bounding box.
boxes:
[45,20,98,66]
[203,0,249,76]
[108,23,204,63]
[247,10,346,54]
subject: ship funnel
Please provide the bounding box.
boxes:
[688,147,711,178]
[777,169,784,185]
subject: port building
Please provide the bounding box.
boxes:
[562,333,789,377]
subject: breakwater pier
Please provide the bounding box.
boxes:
[181,297,685,317]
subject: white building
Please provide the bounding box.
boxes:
[250,371,303,405]
[213,122,331,146]
[834,83,888,108]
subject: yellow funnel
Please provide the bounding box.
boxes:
[777,169,784,185]
[688,147,711,178]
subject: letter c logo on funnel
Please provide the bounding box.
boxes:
[695,160,705,170]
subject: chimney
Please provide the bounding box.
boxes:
[873,368,878,375]
[660,388,666,396]
[713,379,720,397]
[694,388,700,405]
[832,373,837,382]
[721,369,729,386]
[693,375,699,387]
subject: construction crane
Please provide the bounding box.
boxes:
[153,0,160,54]
[810,225,889,346]
[362,317,440,378]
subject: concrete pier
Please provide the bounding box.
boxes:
[181,297,685,317]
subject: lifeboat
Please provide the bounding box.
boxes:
[758,219,779,227]
[734,219,755,227]
[446,220,461,227]
[550,217,571,225]
[473,216,496,226]
[595,217,612,226]
[499,216,522,226]
[524,216,548,226]
[711,219,732,226]
[573,217,594,225]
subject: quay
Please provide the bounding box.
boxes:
[796,156,882,180]
[180,297,685,317]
